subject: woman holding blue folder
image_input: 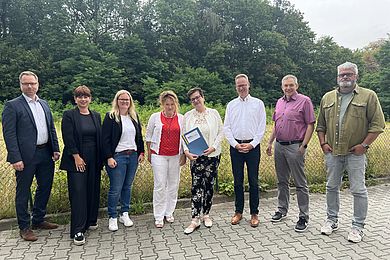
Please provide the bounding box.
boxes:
[183,87,224,234]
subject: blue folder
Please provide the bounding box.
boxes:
[182,127,209,156]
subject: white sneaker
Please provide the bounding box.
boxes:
[119,212,134,227]
[108,217,118,231]
[348,227,364,243]
[321,219,339,235]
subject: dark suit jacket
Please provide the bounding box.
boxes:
[2,95,60,164]
[101,112,145,161]
[59,108,103,172]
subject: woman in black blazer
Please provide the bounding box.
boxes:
[102,89,144,232]
[60,85,102,246]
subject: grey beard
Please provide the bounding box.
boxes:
[338,80,355,93]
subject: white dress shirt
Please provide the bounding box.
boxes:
[23,94,49,145]
[223,94,266,148]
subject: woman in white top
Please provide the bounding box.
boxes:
[146,91,186,228]
[102,90,145,231]
[183,87,224,234]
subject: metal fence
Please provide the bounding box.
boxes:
[1,123,389,219]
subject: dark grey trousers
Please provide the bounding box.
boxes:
[274,142,309,220]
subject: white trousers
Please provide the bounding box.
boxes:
[151,154,181,221]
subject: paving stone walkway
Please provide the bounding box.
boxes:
[1,184,389,259]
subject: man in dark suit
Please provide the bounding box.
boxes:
[2,71,60,241]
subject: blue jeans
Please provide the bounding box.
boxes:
[325,153,368,228]
[106,152,138,218]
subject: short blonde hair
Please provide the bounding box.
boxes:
[19,71,38,83]
[109,90,138,123]
[159,90,180,112]
[235,73,249,82]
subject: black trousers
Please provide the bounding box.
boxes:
[15,146,55,230]
[67,143,101,238]
[190,156,220,218]
[230,145,260,215]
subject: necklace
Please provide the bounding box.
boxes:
[162,112,175,139]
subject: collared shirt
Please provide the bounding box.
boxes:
[316,85,385,155]
[273,93,315,141]
[22,94,49,145]
[224,94,266,148]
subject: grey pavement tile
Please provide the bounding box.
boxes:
[196,248,215,259]
[1,184,390,259]
[298,250,324,260]
[82,245,99,256]
[181,246,200,257]
[166,243,184,254]
[155,249,171,259]
[208,242,227,254]
[168,252,186,260]
[273,253,293,260]
[33,256,55,260]
[53,248,71,259]
[97,248,113,258]
[139,247,157,258]
[239,247,259,259]
[7,249,28,259]
[109,250,127,259]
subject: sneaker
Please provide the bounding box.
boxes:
[155,219,164,228]
[165,215,175,223]
[108,217,118,231]
[295,217,308,232]
[184,218,201,235]
[73,232,85,246]
[321,219,339,235]
[119,212,134,227]
[271,211,287,222]
[203,215,212,228]
[88,223,98,230]
[348,227,364,243]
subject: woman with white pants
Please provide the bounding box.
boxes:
[146,91,186,228]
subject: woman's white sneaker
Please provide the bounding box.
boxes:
[119,212,134,227]
[108,217,118,231]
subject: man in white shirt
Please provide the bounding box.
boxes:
[2,71,60,241]
[224,74,266,227]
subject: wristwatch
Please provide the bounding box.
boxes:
[361,143,370,149]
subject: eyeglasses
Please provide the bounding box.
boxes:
[338,73,355,78]
[190,95,202,103]
[118,99,130,102]
[21,82,38,87]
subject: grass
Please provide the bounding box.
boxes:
[0,111,389,219]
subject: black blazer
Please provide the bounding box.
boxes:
[59,108,103,172]
[101,112,145,160]
[2,95,60,164]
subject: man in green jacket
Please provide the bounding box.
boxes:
[316,61,385,243]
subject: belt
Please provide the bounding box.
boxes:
[115,149,136,156]
[36,143,48,149]
[276,140,303,145]
[235,139,253,144]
